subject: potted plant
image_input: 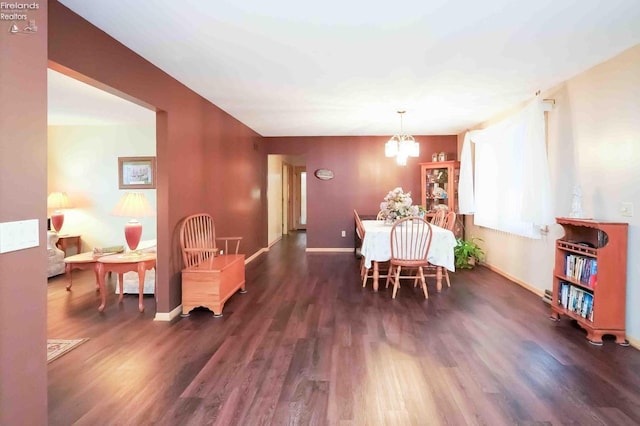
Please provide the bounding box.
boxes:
[454,237,485,269]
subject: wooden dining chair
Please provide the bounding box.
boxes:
[354,209,364,253]
[430,209,446,227]
[423,211,457,289]
[355,210,389,288]
[354,209,367,281]
[441,211,456,231]
[385,216,433,299]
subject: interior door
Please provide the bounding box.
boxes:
[293,166,306,230]
[282,162,290,235]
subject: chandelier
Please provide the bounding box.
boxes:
[384,110,420,166]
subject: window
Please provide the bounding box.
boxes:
[459,99,554,238]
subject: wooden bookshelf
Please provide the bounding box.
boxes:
[550,217,628,345]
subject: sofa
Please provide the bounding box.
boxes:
[115,239,156,294]
[47,231,65,278]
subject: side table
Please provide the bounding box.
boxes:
[63,252,99,291]
[56,234,81,257]
[96,253,156,313]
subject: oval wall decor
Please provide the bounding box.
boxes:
[314,169,334,180]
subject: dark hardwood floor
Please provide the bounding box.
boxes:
[48,232,640,425]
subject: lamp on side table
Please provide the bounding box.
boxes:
[47,191,70,233]
[111,192,155,252]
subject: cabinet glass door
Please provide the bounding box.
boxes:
[424,167,450,214]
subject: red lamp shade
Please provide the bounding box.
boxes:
[112,192,155,252]
[47,192,70,233]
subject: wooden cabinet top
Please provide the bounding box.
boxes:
[419,161,460,168]
[556,217,629,228]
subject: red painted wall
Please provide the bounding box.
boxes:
[202,103,267,251]
[48,1,265,312]
[0,3,49,424]
[265,136,457,248]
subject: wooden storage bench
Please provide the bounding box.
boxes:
[181,254,245,317]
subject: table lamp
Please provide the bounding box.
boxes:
[112,192,155,252]
[47,192,70,233]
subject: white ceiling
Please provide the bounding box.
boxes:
[56,0,640,136]
[48,69,155,126]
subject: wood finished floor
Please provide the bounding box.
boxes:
[48,232,640,425]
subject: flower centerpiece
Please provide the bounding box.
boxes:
[379,187,420,223]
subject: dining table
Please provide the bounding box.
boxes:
[360,219,457,292]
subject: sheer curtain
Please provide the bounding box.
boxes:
[459,98,554,239]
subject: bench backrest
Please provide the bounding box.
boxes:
[179,213,217,269]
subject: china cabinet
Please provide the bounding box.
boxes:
[420,161,462,237]
[420,160,459,209]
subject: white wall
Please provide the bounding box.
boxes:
[48,125,157,252]
[267,155,284,246]
[462,44,640,343]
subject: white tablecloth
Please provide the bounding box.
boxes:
[360,220,456,271]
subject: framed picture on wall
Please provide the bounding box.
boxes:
[118,156,156,189]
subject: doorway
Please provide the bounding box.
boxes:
[283,160,306,232]
[267,155,306,246]
[47,67,158,308]
[47,68,158,253]
[292,166,307,230]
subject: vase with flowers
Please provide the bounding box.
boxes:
[379,187,421,224]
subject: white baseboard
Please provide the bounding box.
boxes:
[480,263,545,297]
[626,336,640,350]
[305,248,353,253]
[245,248,268,264]
[154,304,182,322]
[268,236,281,248]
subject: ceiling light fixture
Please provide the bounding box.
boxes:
[384,110,419,166]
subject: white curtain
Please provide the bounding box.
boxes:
[459,98,554,239]
[458,132,475,214]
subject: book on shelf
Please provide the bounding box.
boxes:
[589,261,597,288]
[581,293,593,319]
[564,253,597,288]
[560,282,569,308]
[597,229,608,248]
[558,280,594,321]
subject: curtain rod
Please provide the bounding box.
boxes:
[535,90,556,105]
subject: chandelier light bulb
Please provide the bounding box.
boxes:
[385,138,398,157]
[385,110,419,165]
